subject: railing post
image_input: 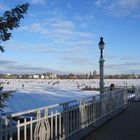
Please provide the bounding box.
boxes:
[34,108,50,140]
[100,94,106,118]
[92,97,96,124]
[124,88,128,105]
[138,87,140,100]
[79,98,85,129]
[135,86,140,101]
[63,103,69,138]
[17,120,20,140]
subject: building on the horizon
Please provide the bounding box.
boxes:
[93,70,97,78]
[88,70,98,79]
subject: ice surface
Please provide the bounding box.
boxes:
[0,79,140,114]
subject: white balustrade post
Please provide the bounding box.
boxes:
[63,103,69,137]
[79,98,85,129]
[92,97,96,124]
[135,87,140,101]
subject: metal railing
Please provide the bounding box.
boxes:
[134,86,140,101]
[0,89,128,140]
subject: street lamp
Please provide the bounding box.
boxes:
[99,37,105,94]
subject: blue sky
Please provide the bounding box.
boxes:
[0,0,140,74]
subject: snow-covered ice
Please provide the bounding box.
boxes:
[0,79,140,114]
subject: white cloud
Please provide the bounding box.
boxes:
[20,18,76,36]
[74,40,95,46]
[62,46,87,53]
[49,19,75,29]
[73,14,95,27]
[95,0,140,17]
[133,12,140,18]
[30,23,50,35]
[74,14,94,22]
[31,0,45,4]
[19,23,50,36]
[95,0,106,6]
[62,57,94,65]
[0,59,14,65]
[19,17,96,49]
[67,3,72,8]
[118,0,140,8]
[0,59,53,74]
[9,41,90,54]
[106,62,140,70]
[52,38,95,48]
[0,3,9,11]
[105,61,140,74]
[52,28,74,36]
[78,32,95,37]
[7,42,57,53]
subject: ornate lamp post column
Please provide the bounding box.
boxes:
[99,37,105,94]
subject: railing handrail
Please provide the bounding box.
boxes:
[1,88,127,119]
[0,87,130,140]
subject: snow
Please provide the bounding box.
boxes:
[0,79,140,114]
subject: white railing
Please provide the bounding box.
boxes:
[0,89,128,140]
[134,86,140,101]
[126,86,140,100]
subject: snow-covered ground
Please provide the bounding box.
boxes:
[0,79,140,114]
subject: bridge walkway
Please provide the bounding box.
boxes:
[83,101,140,140]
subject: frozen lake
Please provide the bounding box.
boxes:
[0,79,140,114]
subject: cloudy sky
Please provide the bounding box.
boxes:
[0,0,140,74]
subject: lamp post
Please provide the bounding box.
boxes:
[99,37,105,94]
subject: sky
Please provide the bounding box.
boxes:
[0,0,140,75]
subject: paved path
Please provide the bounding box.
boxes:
[83,101,140,140]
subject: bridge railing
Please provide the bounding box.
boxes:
[0,89,128,140]
[134,86,140,101]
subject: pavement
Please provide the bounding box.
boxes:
[83,101,140,140]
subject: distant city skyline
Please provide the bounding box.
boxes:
[0,0,140,74]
